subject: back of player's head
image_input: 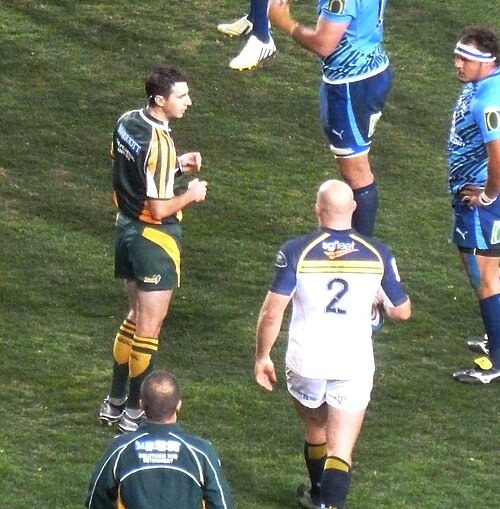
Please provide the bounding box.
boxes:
[316,179,355,218]
[140,370,181,421]
[145,63,188,106]
[459,26,499,61]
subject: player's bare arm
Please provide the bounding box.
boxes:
[268,0,348,57]
[148,179,207,221]
[255,292,290,391]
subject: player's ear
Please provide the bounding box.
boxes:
[152,95,165,108]
[314,203,321,218]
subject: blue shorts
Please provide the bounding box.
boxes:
[452,200,500,253]
[114,213,182,291]
[320,67,391,158]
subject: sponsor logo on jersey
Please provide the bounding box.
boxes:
[115,138,136,161]
[322,240,357,259]
[328,0,345,15]
[136,439,181,465]
[484,108,500,132]
[136,439,181,453]
[143,274,162,284]
[117,123,141,155]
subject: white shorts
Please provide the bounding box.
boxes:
[286,368,373,412]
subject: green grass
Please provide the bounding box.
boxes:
[0,1,499,508]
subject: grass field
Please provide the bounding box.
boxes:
[0,1,499,508]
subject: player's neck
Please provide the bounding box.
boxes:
[146,105,170,124]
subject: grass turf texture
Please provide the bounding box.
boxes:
[0,1,498,507]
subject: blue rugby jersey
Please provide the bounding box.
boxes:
[448,67,500,204]
[318,0,389,84]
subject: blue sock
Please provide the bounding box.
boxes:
[321,456,351,509]
[249,0,270,42]
[478,294,500,368]
[353,182,378,237]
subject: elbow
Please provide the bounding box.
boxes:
[318,49,333,58]
[317,43,338,59]
[150,211,164,222]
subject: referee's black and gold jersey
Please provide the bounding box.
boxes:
[112,108,187,225]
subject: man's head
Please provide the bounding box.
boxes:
[140,370,182,423]
[315,179,356,229]
[454,26,498,83]
[145,63,192,121]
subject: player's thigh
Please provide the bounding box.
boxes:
[287,369,328,440]
[132,225,182,291]
[326,405,366,462]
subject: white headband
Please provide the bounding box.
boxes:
[454,42,497,62]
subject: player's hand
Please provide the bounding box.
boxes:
[188,178,208,202]
[460,185,481,209]
[179,152,202,173]
[255,357,277,392]
[268,0,297,35]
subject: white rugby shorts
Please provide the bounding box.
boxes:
[286,368,374,412]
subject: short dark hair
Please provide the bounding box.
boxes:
[145,63,188,106]
[140,370,181,421]
[459,26,499,61]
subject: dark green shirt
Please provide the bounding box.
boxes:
[85,422,233,509]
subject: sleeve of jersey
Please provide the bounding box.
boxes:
[200,443,234,509]
[144,129,178,200]
[319,0,354,23]
[472,95,500,144]
[269,242,298,296]
[378,245,408,308]
[85,445,121,509]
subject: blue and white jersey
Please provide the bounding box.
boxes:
[319,0,389,84]
[270,227,407,379]
[448,67,500,205]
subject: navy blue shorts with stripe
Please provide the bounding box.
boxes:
[320,67,391,158]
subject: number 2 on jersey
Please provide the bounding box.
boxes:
[326,278,348,315]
